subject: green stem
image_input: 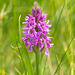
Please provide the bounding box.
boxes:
[69,0,74,75]
[36,52,40,75]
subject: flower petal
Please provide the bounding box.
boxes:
[28,46,33,52]
[25,42,28,47]
[47,42,50,48]
[38,42,43,50]
[45,48,49,56]
[50,44,54,47]
[22,38,27,41]
[36,14,40,19]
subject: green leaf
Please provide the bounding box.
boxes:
[18,15,34,75]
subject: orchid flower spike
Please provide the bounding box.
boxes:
[22,1,53,55]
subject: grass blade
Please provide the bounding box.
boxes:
[0,17,13,28]
[18,15,21,42]
[18,15,34,75]
[69,0,74,75]
[54,37,74,75]
[21,42,34,75]
[53,2,65,37]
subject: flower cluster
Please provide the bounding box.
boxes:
[22,2,53,55]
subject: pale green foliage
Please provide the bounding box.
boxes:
[0,0,75,75]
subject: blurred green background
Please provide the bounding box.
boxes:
[0,0,75,75]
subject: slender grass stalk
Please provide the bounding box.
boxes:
[13,32,26,75]
[0,17,13,28]
[13,15,26,74]
[22,43,34,75]
[0,27,2,46]
[62,0,71,69]
[0,17,13,46]
[15,67,22,75]
[17,42,27,75]
[54,37,74,75]
[18,16,29,75]
[53,2,65,37]
[69,0,74,75]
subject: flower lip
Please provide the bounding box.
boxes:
[45,48,49,56]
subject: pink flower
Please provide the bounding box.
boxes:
[22,2,53,55]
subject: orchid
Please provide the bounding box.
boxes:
[22,1,53,55]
